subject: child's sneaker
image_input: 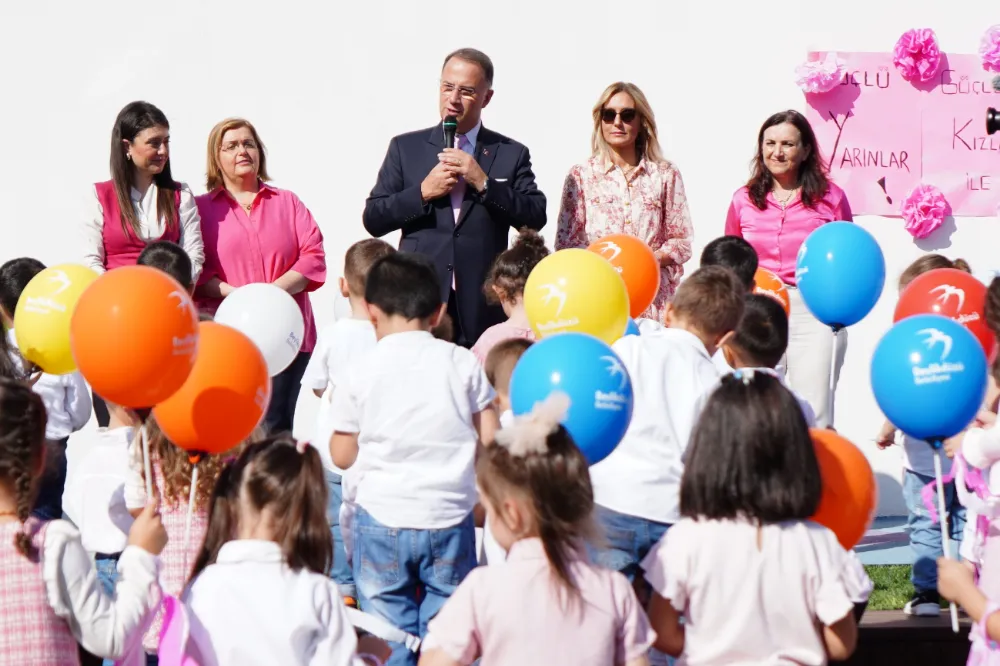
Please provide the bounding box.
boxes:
[904,591,941,616]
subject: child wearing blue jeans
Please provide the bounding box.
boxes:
[330,252,498,666]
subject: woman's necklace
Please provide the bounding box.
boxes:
[773,185,799,210]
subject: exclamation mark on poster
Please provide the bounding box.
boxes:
[877,177,892,204]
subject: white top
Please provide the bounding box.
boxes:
[642,518,856,666]
[62,426,135,555]
[182,540,366,666]
[301,318,377,473]
[82,182,205,281]
[330,331,495,529]
[7,329,91,441]
[901,433,953,477]
[635,317,665,335]
[590,328,719,523]
[36,520,160,659]
[711,349,732,375]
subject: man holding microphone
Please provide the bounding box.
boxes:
[363,48,547,347]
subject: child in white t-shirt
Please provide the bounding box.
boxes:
[330,252,498,666]
[642,370,859,664]
[302,239,394,604]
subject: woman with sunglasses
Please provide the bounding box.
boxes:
[195,118,326,435]
[555,82,693,322]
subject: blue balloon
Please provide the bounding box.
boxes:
[871,314,987,442]
[510,332,633,464]
[795,222,886,328]
[624,319,640,337]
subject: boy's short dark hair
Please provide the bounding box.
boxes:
[0,258,46,315]
[671,266,745,339]
[681,372,821,522]
[365,252,442,321]
[700,236,758,292]
[729,294,789,369]
[137,241,193,291]
[344,239,396,296]
[484,338,533,395]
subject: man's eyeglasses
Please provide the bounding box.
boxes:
[601,108,637,124]
[440,82,478,99]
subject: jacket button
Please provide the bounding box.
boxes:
[454,231,460,238]
[447,264,454,271]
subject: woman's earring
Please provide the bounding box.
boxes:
[126,153,132,161]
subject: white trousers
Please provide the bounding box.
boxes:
[784,286,848,429]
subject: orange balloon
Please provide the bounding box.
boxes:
[810,428,877,549]
[753,268,791,316]
[153,322,270,455]
[71,266,198,407]
[587,234,660,318]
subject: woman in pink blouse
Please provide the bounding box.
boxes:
[195,118,326,435]
[724,110,853,428]
[556,82,693,322]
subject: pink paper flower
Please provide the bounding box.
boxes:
[901,184,950,239]
[981,25,1000,73]
[892,28,942,82]
[795,53,846,94]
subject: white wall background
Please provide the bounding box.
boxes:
[3,0,998,515]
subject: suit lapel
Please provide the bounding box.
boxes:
[456,127,500,229]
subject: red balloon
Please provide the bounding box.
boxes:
[894,268,995,355]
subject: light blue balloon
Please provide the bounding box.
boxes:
[795,222,886,328]
[871,314,987,442]
[624,319,640,337]
[510,332,633,465]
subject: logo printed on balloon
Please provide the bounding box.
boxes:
[913,328,963,385]
[596,241,625,273]
[795,242,809,280]
[22,296,67,315]
[931,284,965,311]
[254,386,268,410]
[535,283,577,331]
[286,331,302,351]
[169,290,197,318]
[595,355,630,411]
[49,270,72,296]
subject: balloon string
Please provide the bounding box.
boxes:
[141,424,154,502]
[934,449,961,634]
[827,329,838,428]
[183,462,199,578]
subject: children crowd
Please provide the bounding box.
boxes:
[2,224,1000,666]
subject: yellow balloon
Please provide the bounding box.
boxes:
[524,248,630,345]
[14,264,99,374]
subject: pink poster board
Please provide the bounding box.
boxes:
[804,52,1000,217]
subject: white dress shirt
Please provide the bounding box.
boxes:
[8,328,91,441]
[590,328,720,524]
[82,182,205,281]
[182,540,366,666]
[38,521,160,660]
[330,331,495,529]
[62,427,134,555]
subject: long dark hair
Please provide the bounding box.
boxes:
[680,372,822,523]
[746,110,830,211]
[483,229,550,303]
[188,436,332,584]
[0,258,46,381]
[110,101,179,239]
[0,379,47,558]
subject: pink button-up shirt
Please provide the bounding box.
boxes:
[196,183,326,352]
[724,183,853,286]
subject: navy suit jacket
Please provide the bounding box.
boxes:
[363,124,547,343]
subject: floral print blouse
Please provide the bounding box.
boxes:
[556,156,694,322]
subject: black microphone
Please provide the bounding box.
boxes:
[442,116,458,148]
[988,77,1000,135]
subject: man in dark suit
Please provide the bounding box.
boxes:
[363,48,547,347]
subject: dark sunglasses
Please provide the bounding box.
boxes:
[601,108,637,124]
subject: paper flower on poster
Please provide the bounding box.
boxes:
[892,28,942,82]
[901,184,950,240]
[981,25,1000,73]
[795,53,846,94]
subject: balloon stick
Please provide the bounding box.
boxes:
[140,424,154,502]
[934,447,961,634]
[183,455,202,577]
[827,327,841,428]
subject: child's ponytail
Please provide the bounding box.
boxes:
[483,229,550,304]
[0,378,46,557]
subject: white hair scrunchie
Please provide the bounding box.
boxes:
[494,392,570,457]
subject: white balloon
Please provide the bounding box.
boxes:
[214,283,305,376]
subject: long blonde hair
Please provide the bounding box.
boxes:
[205,118,271,192]
[590,82,665,164]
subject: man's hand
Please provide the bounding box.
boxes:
[439,148,487,192]
[420,162,458,202]
[875,421,897,450]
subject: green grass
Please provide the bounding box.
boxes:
[865,565,913,611]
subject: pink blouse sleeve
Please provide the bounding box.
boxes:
[832,187,854,222]
[658,166,693,266]
[724,195,743,238]
[289,194,327,293]
[555,168,588,250]
[423,573,482,664]
[612,572,657,663]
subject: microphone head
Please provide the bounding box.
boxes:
[988,107,999,136]
[443,115,458,129]
[992,75,1000,92]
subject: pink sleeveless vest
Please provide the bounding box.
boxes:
[95,180,181,270]
[0,519,81,665]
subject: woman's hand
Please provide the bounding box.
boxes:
[653,250,675,267]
